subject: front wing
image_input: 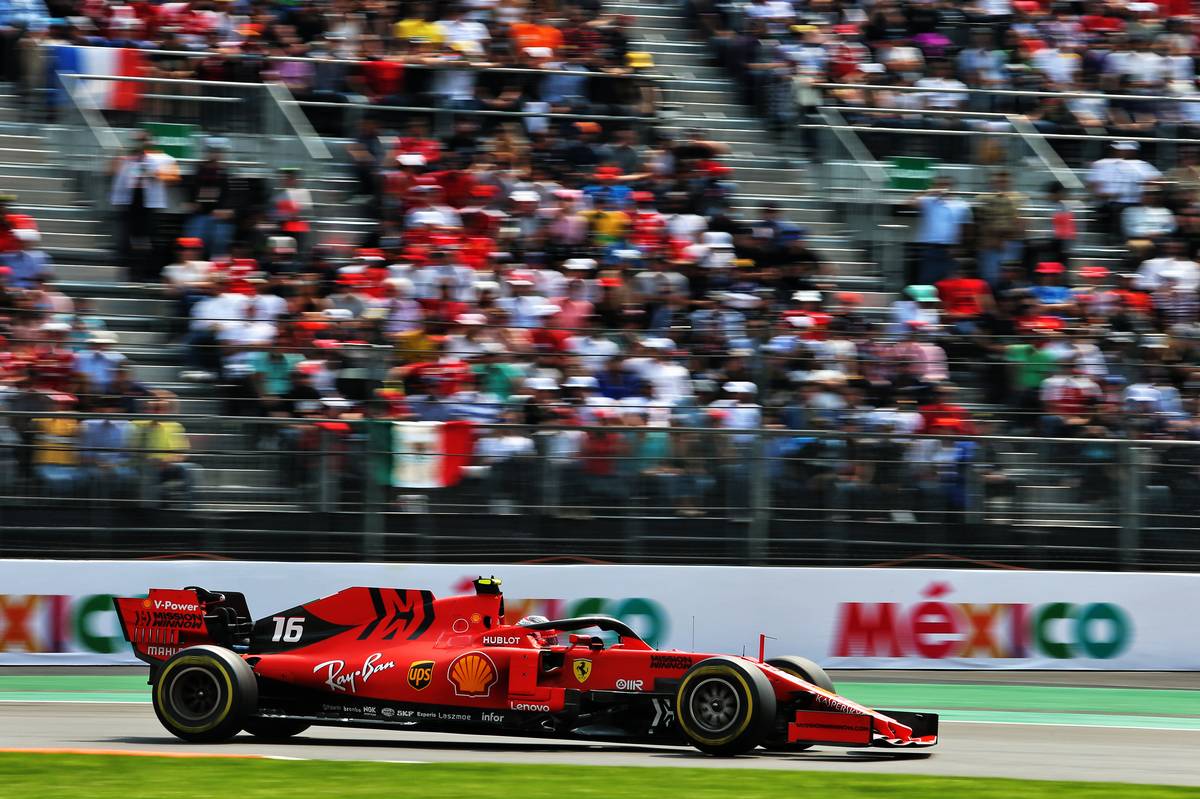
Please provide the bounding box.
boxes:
[788,708,939,748]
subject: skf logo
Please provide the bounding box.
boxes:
[407,660,434,691]
[572,659,592,683]
[448,652,497,697]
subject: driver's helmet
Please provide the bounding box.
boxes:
[516,614,557,645]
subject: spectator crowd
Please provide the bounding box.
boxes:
[5,0,653,130]
[7,0,1200,524]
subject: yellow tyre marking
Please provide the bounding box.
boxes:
[675,665,755,747]
[155,655,235,735]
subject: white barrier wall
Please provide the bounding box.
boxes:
[0,560,1196,669]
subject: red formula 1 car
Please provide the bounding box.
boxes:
[113,579,938,755]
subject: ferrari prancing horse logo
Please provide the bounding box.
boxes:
[573,659,592,683]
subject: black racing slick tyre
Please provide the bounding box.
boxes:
[767,656,835,693]
[241,718,311,740]
[153,646,258,742]
[675,657,776,756]
[762,655,837,752]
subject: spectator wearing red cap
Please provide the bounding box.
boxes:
[3,225,49,290]
[162,237,212,340]
[584,165,633,208]
[1031,262,1073,312]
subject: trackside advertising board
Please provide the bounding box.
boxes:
[0,561,1196,669]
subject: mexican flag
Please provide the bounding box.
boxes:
[391,421,475,488]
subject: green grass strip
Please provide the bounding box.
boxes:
[2,755,1199,799]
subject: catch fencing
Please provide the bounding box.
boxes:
[2,413,1199,571]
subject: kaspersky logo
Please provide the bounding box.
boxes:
[832,582,1132,659]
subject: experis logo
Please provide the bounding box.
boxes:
[832,582,1132,660]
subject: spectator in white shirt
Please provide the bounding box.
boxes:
[1088,140,1162,239]
[1136,239,1200,292]
[629,338,694,402]
[185,276,248,379]
[110,131,178,281]
[1122,187,1176,241]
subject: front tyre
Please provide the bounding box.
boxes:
[241,718,311,740]
[675,656,776,756]
[762,655,837,752]
[153,645,258,742]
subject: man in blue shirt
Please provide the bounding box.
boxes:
[1030,261,1073,313]
[3,227,49,287]
[75,330,127,394]
[80,396,136,498]
[910,176,973,285]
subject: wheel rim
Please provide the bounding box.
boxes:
[690,677,741,734]
[168,667,223,722]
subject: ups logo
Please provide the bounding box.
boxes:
[407,660,434,691]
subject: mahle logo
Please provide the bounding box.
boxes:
[832,582,1133,660]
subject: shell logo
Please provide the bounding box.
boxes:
[447,651,497,697]
[142,599,151,609]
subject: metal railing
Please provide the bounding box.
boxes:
[45,74,124,212]
[2,413,1198,570]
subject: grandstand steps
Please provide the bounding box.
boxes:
[0,186,85,207]
[628,0,882,294]
[196,468,288,490]
[622,12,685,30]
[52,263,122,282]
[0,147,52,165]
[88,296,171,318]
[0,133,49,153]
[658,124,773,144]
[0,173,73,193]
[665,88,745,107]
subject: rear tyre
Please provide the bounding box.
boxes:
[242,718,311,740]
[675,656,775,756]
[762,655,837,752]
[153,645,257,742]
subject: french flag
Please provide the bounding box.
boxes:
[54,46,145,112]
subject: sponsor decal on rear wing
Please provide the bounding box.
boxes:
[112,588,210,665]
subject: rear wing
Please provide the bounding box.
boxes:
[113,587,253,675]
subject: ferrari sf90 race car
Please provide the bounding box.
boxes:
[113,578,938,756]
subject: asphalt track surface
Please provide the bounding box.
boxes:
[2,670,1199,786]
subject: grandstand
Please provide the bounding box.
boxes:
[0,1,1199,571]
